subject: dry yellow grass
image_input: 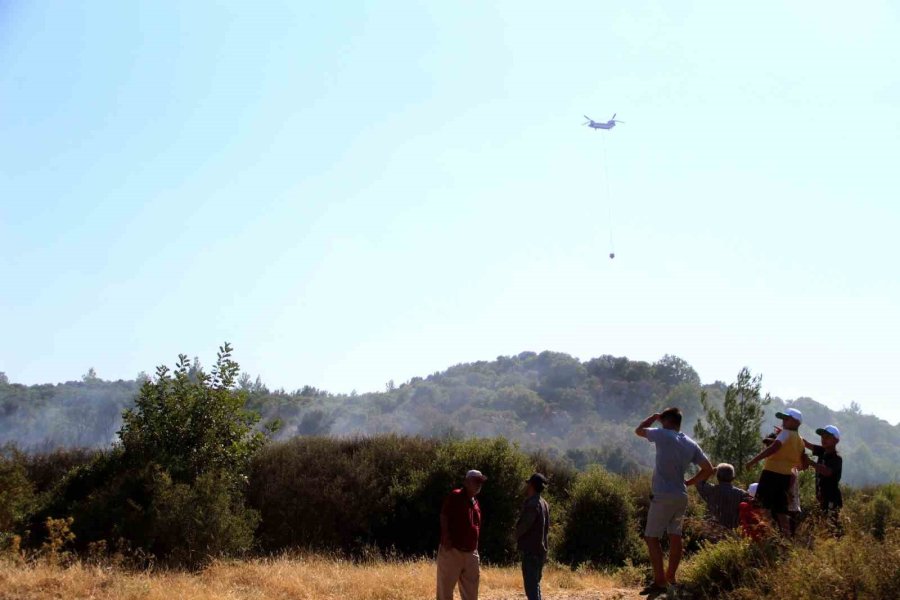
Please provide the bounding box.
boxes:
[0,555,640,600]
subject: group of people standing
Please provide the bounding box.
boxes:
[636,406,844,595]
[436,469,549,600]
[434,405,843,600]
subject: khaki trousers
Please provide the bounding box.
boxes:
[436,546,480,600]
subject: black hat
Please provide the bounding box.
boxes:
[526,473,549,489]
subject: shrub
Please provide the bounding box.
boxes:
[30,345,267,567]
[407,437,531,562]
[17,447,98,495]
[39,516,75,565]
[555,467,642,567]
[249,435,531,562]
[759,530,900,600]
[147,469,258,567]
[681,536,767,598]
[0,449,35,536]
[845,483,900,541]
[527,448,577,506]
[249,435,439,554]
[31,448,127,551]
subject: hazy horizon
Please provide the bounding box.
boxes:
[3,347,897,427]
[3,2,898,424]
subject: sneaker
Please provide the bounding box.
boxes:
[640,583,668,595]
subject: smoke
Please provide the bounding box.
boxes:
[0,375,137,450]
[2,353,898,486]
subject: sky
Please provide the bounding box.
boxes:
[2,1,899,424]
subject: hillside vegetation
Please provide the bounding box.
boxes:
[2,351,897,485]
[2,346,900,599]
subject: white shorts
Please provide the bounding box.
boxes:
[644,495,689,538]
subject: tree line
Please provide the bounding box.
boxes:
[2,351,898,486]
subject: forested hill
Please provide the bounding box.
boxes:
[2,352,898,486]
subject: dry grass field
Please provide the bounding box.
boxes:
[0,555,643,600]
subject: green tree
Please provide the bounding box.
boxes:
[107,343,269,565]
[693,367,769,478]
[119,343,267,483]
[654,354,701,387]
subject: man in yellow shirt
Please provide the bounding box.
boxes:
[746,408,806,536]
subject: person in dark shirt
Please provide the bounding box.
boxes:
[697,463,748,530]
[516,473,550,600]
[803,425,843,514]
[437,469,486,600]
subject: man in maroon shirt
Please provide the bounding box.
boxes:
[437,469,486,600]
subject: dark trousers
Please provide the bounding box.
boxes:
[521,552,545,600]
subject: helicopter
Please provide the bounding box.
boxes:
[583,113,623,130]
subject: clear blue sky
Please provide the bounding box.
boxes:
[2,1,898,424]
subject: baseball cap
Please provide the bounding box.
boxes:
[815,425,841,440]
[526,473,549,488]
[775,408,803,424]
[748,483,758,498]
[466,469,487,482]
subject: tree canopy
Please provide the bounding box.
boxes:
[1,351,898,486]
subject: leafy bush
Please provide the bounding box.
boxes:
[146,469,258,566]
[681,536,767,598]
[683,521,900,600]
[758,530,900,600]
[0,449,35,548]
[249,435,439,554]
[31,449,98,491]
[526,448,578,506]
[120,344,267,483]
[249,435,531,562]
[30,345,267,567]
[555,467,642,567]
[845,483,900,541]
[424,437,532,562]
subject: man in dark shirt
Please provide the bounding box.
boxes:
[437,469,486,600]
[516,473,550,600]
[697,463,749,530]
[803,425,843,514]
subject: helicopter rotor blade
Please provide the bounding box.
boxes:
[584,115,593,121]
[611,113,616,120]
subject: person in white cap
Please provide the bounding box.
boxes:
[437,469,487,600]
[803,425,843,517]
[746,408,806,536]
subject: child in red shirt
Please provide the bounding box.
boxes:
[740,483,768,542]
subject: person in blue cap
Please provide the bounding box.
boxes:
[803,425,843,520]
